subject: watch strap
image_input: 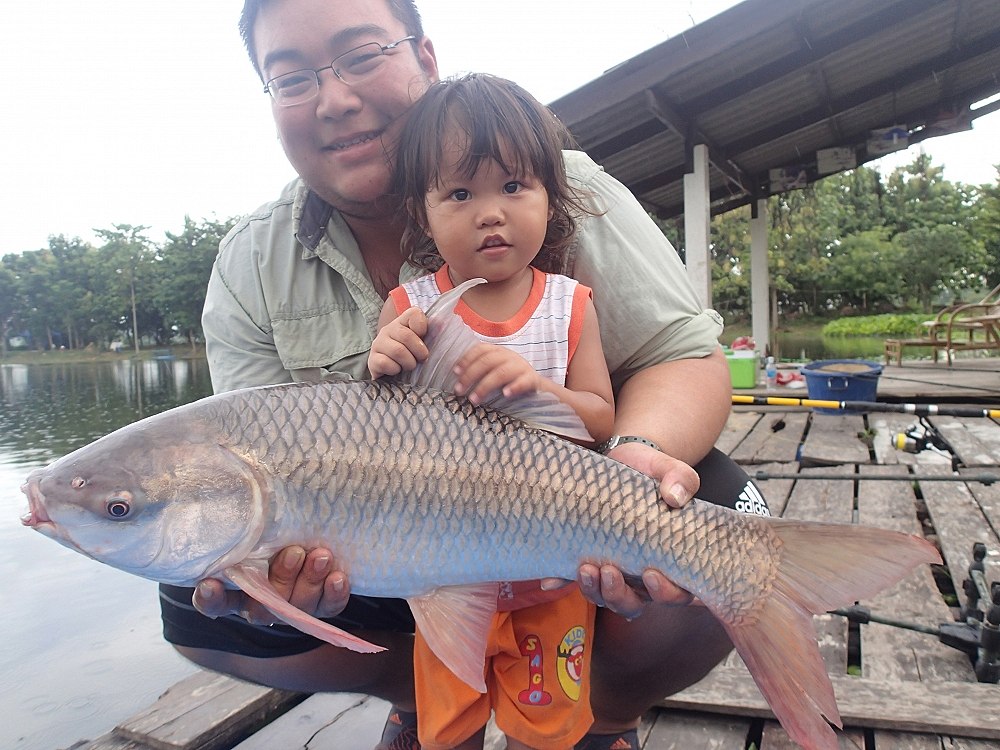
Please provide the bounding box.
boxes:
[597,435,662,455]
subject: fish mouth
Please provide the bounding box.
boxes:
[20,479,53,529]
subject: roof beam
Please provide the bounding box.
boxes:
[644,89,750,195]
[724,28,1000,157]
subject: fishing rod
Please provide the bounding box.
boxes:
[732,394,1000,419]
[752,471,999,486]
[830,543,1000,684]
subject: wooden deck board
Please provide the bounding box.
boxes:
[641,708,751,749]
[800,413,871,466]
[921,465,1000,591]
[661,669,1000,740]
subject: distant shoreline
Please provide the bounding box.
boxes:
[0,345,206,366]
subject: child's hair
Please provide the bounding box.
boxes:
[395,73,595,274]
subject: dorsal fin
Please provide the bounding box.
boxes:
[403,277,592,442]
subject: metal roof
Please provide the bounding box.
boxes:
[548,0,1000,220]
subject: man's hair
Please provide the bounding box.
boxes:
[395,73,592,275]
[239,0,424,76]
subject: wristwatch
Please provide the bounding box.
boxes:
[597,435,662,455]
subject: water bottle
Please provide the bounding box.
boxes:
[765,356,777,389]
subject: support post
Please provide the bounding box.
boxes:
[750,198,770,357]
[683,143,712,308]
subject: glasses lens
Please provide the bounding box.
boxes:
[268,71,318,106]
[335,42,387,85]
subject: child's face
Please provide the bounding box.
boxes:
[422,140,551,285]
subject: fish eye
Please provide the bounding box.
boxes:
[106,497,131,519]
[71,477,86,489]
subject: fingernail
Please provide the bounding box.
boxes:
[669,484,690,505]
[332,574,345,593]
[283,547,305,570]
[601,569,615,590]
[196,581,214,600]
[581,571,595,589]
[643,571,660,594]
[313,554,330,573]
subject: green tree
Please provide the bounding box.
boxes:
[94,225,157,352]
[892,225,988,308]
[154,216,233,348]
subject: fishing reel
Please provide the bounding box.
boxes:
[893,418,951,457]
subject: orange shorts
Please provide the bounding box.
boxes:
[413,589,596,749]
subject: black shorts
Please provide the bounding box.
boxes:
[159,447,766,657]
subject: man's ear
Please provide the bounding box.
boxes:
[416,36,439,82]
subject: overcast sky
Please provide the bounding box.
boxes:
[3,0,998,254]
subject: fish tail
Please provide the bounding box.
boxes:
[716,522,940,750]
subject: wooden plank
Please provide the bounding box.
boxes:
[964,419,1000,463]
[942,739,1000,749]
[231,693,387,750]
[931,417,1000,467]
[751,411,810,464]
[641,708,751,749]
[759,720,864,748]
[857,465,973,683]
[782,464,855,672]
[800,413,872,466]
[717,410,763,456]
[870,413,922,466]
[730,412,804,464]
[114,671,304,750]
[745,461,796,517]
[660,668,1000,740]
[857,465,976,750]
[921,465,1000,593]
[869,731,945,749]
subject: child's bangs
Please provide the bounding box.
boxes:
[436,84,550,183]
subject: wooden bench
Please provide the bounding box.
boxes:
[883,337,948,366]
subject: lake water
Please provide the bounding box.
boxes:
[0,359,212,750]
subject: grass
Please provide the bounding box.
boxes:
[0,344,204,365]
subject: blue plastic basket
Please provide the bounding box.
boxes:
[801,359,882,414]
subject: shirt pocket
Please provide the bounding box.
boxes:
[271,307,373,381]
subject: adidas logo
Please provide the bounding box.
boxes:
[609,739,634,750]
[734,481,771,517]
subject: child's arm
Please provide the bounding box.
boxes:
[454,297,615,445]
[367,299,429,379]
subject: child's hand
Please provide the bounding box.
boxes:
[367,307,429,378]
[453,343,541,404]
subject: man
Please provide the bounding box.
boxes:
[160,1,766,748]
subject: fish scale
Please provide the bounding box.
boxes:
[203,379,763,606]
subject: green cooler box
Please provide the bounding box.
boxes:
[725,351,757,389]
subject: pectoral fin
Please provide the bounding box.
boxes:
[224,563,385,654]
[407,582,500,693]
[406,278,592,442]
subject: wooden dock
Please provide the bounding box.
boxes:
[72,359,1000,750]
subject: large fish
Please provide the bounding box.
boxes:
[21,280,939,750]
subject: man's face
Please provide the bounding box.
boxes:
[254,0,438,217]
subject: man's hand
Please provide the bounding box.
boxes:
[576,442,700,618]
[193,546,350,624]
[368,307,429,379]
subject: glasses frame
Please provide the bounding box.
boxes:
[263,36,418,106]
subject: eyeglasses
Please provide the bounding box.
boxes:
[263,36,417,107]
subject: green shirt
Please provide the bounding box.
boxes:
[203,150,723,394]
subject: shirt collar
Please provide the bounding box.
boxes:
[294,185,335,257]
